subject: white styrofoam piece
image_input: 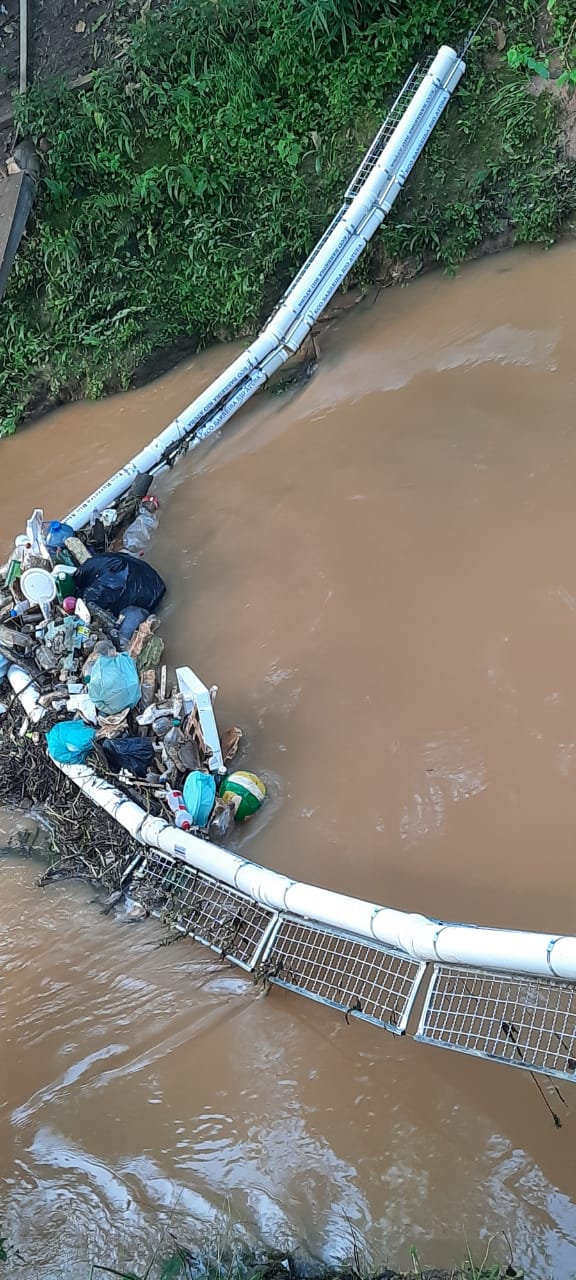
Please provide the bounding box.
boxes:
[176,666,224,772]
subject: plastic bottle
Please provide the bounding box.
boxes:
[44,521,75,553]
[163,719,183,753]
[163,719,200,772]
[52,565,77,600]
[153,713,174,738]
[208,799,236,845]
[165,787,187,814]
[140,669,156,709]
[175,810,193,831]
[4,536,30,586]
[165,789,194,831]
[9,599,33,618]
[122,498,159,555]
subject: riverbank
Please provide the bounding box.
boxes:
[0,0,574,434]
[88,1252,522,1280]
[0,1227,524,1279]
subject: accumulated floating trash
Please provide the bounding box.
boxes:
[0,495,267,848]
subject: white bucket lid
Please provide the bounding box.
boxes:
[21,567,57,605]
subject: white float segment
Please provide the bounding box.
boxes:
[64,47,465,530]
[50,752,576,982]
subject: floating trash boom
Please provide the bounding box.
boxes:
[12,45,576,1087]
[64,46,465,530]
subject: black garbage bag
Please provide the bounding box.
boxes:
[102,736,155,778]
[74,553,165,618]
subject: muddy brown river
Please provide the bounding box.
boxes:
[2,243,576,1277]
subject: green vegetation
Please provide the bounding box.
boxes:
[0,1217,525,1279]
[1,0,575,434]
[87,1241,527,1280]
[87,1262,518,1280]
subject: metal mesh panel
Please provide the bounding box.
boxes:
[273,209,344,313]
[271,61,423,314]
[416,965,576,1082]
[258,917,425,1034]
[344,62,421,201]
[130,850,276,970]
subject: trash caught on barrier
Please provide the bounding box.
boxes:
[0,494,266,850]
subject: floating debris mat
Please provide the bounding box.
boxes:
[256,917,426,1035]
[129,849,277,970]
[416,964,576,1083]
[0,701,141,889]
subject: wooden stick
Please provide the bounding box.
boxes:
[19,0,27,94]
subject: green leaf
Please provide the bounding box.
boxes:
[526,56,550,77]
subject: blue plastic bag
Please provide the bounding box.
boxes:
[183,771,216,828]
[46,720,96,765]
[88,653,141,715]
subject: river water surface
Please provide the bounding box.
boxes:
[2,243,576,1277]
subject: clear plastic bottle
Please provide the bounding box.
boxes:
[122,498,159,555]
[9,599,32,618]
[163,719,200,772]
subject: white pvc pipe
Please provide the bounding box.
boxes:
[64,46,465,531]
[54,756,576,982]
[7,665,45,723]
[9,666,576,980]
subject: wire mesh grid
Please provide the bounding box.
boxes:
[258,917,426,1034]
[271,61,424,315]
[129,850,276,970]
[344,60,431,201]
[416,964,576,1082]
[270,208,344,318]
